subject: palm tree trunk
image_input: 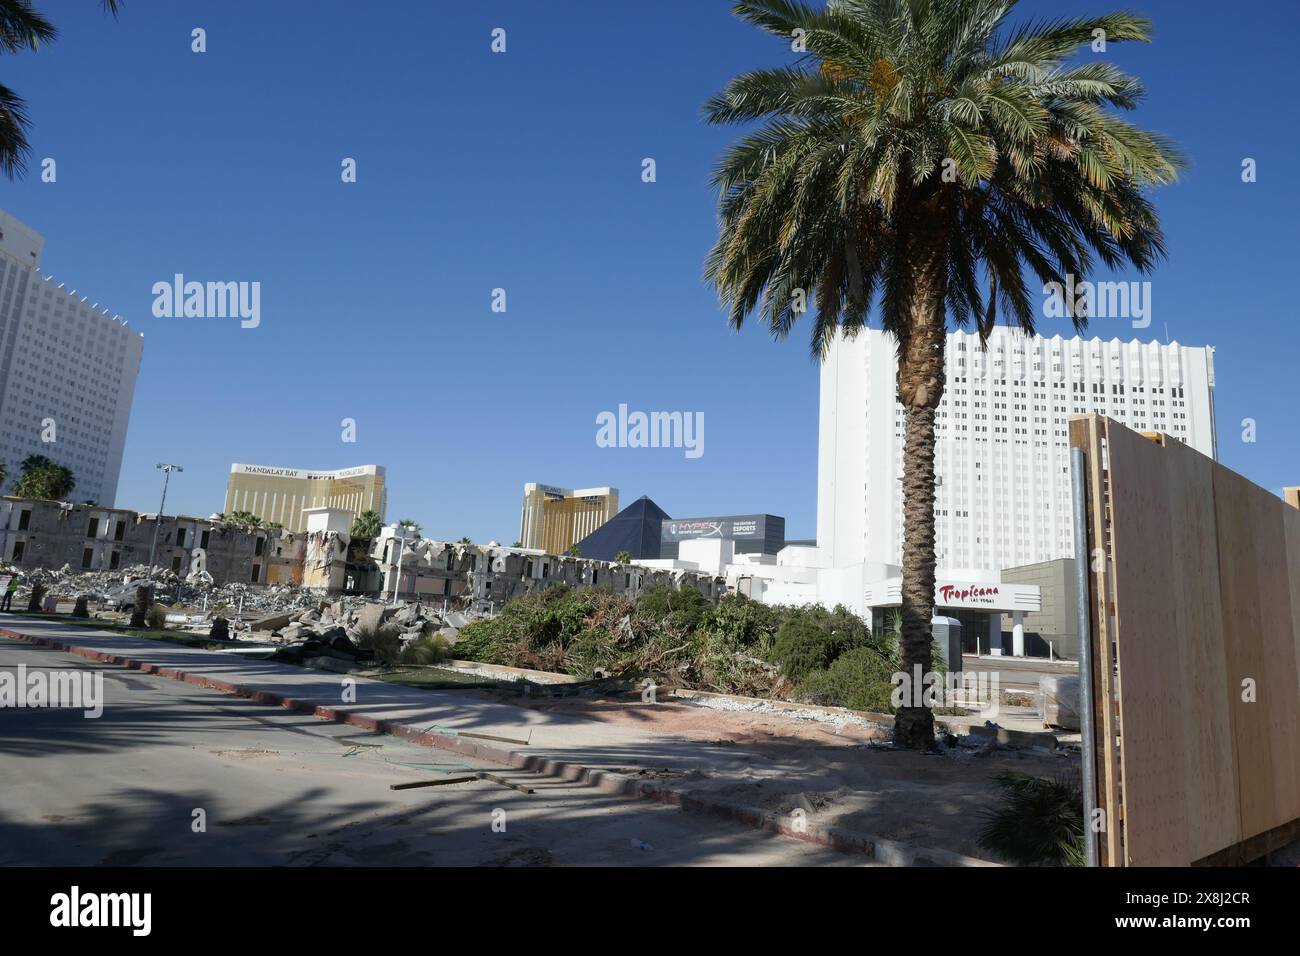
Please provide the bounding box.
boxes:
[892,223,948,750]
[894,399,939,748]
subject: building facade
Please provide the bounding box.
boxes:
[817,326,1217,571]
[0,495,294,586]
[0,210,144,506]
[518,483,617,555]
[224,463,386,533]
[999,558,1079,659]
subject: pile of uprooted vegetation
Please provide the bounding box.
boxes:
[453,584,943,712]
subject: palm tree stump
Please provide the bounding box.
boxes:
[26,583,46,613]
[129,586,152,628]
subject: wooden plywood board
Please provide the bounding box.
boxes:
[1212,465,1277,839]
[1104,421,1189,865]
[1284,505,1300,759]
[1160,438,1240,860]
[1250,493,1300,825]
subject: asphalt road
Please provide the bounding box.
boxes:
[0,635,865,866]
[963,654,1079,693]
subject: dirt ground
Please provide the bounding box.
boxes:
[503,689,1076,861]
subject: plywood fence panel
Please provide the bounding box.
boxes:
[1284,505,1300,779]
[1212,465,1278,841]
[1103,421,1190,865]
[1078,416,1300,864]
[1159,436,1240,861]
[1249,493,1300,826]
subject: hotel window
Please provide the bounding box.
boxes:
[82,547,93,569]
[87,517,99,539]
[250,564,261,582]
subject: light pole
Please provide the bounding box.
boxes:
[146,463,183,582]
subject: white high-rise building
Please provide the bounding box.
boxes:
[0,210,144,506]
[817,326,1216,573]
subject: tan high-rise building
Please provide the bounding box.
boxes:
[224,463,386,533]
[1285,487,1300,510]
[519,483,618,554]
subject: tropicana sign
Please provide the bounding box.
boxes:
[937,583,1001,606]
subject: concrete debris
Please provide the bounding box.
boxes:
[0,562,324,618]
[262,596,461,672]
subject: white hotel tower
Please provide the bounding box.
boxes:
[817,325,1217,573]
[0,210,144,506]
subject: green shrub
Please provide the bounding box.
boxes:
[455,584,904,705]
[795,644,899,713]
[770,605,870,681]
[635,584,710,631]
[399,633,452,666]
[453,617,511,664]
[707,593,782,656]
[977,772,1084,866]
[454,586,637,675]
[355,622,403,665]
[144,605,168,630]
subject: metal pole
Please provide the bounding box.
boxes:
[146,463,182,582]
[1071,446,1099,868]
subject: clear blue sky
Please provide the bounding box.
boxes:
[3,0,1297,541]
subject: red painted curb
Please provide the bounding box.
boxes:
[1,625,995,866]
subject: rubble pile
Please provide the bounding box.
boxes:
[266,598,465,671]
[0,562,321,616]
[270,597,460,645]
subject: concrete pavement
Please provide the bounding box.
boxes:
[1,614,1054,863]
[0,633,864,866]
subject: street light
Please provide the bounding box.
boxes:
[146,463,183,582]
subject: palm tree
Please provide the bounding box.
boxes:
[0,1,121,178]
[350,510,383,539]
[14,454,74,500]
[705,0,1180,748]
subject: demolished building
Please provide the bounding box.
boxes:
[0,497,724,616]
